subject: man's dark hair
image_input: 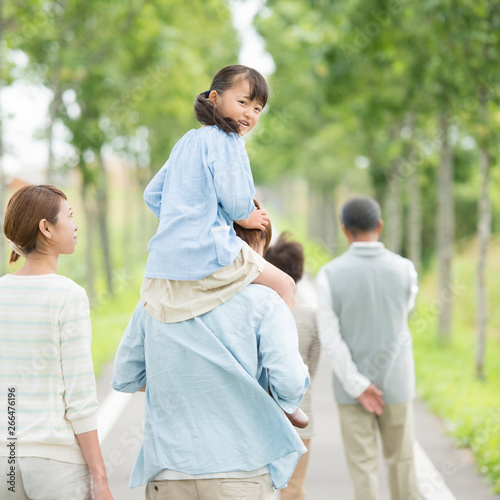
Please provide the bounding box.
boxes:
[340,196,382,235]
[264,232,304,283]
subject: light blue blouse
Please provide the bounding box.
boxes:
[112,285,310,489]
[144,126,256,280]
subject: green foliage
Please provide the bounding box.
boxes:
[90,272,143,376]
[254,0,500,269]
[411,238,500,492]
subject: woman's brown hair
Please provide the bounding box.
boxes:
[264,232,304,283]
[194,65,270,135]
[4,184,67,264]
[233,198,272,254]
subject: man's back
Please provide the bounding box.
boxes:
[318,242,417,405]
[112,284,309,489]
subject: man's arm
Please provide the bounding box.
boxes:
[257,293,310,414]
[316,268,385,414]
[112,304,147,393]
[407,261,419,313]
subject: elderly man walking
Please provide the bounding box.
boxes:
[316,196,419,500]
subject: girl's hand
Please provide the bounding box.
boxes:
[236,209,270,230]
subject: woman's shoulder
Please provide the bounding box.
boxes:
[0,274,88,301]
[57,276,89,299]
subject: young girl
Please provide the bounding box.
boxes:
[0,185,113,500]
[140,64,295,323]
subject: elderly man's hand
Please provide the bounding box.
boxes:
[358,383,385,416]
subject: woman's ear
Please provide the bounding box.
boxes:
[39,219,52,239]
[208,90,218,105]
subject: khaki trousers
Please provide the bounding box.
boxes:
[145,474,276,500]
[280,439,310,500]
[337,402,419,500]
[0,457,91,500]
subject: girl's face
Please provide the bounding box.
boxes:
[44,198,79,255]
[211,78,263,136]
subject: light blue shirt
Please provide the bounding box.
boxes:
[144,125,256,280]
[112,285,309,489]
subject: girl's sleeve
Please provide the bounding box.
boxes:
[111,302,147,393]
[144,161,168,218]
[207,132,256,221]
[59,286,98,435]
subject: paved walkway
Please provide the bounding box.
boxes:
[96,279,499,499]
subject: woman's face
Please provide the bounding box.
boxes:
[210,78,263,136]
[46,198,79,255]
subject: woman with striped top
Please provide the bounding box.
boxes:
[0,185,113,500]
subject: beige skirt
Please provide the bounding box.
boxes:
[141,241,267,323]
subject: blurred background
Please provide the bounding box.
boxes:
[1,0,499,493]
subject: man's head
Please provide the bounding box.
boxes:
[340,196,383,243]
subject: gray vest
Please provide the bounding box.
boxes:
[323,244,415,405]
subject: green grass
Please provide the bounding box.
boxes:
[410,238,500,493]
[89,270,144,376]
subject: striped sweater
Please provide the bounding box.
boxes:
[0,274,98,464]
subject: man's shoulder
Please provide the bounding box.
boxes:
[246,283,282,302]
[383,249,415,271]
[319,252,350,275]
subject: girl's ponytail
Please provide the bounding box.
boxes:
[193,93,240,135]
[193,65,269,136]
[9,249,19,265]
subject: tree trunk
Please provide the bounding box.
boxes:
[0,0,6,276]
[406,163,422,272]
[81,180,95,304]
[385,161,403,254]
[46,83,62,184]
[135,165,151,251]
[96,152,113,295]
[437,111,454,342]
[476,101,491,381]
[307,183,317,241]
[322,188,338,254]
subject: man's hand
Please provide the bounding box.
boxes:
[235,209,270,230]
[358,383,385,416]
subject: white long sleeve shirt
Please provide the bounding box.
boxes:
[316,242,418,400]
[0,274,98,464]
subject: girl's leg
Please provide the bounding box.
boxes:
[252,262,295,312]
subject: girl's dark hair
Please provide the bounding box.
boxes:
[4,184,67,264]
[194,65,269,135]
[233,198,272,254]
[265,232,304,283]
